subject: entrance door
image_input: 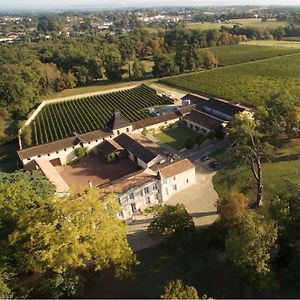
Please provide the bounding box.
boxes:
[131,203,137,213]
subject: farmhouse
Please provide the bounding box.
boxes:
[103,158,196,219]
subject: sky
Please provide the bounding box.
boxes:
[1,0,300,10]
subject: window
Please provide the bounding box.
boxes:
[165,188,169,195]
[56,151,59,154]
[165,121,168,125]
[64,149,67,151]
[186,179,189,184]
[95,140,98,142]
[144,187,149,194]
[88,142,91,144]
[145,197,151,205]
[140,190,144,197]
[117,130,120,135]
[153,183,158,190]
[173,184,177,191]
[131,203,137,213]
[126,127,129,132]
[47,154,50,156]
[27,158,31,161]
[155,194,159,200]
[129,193,134,200]
[118,211,124,218]
[38,155,41,158]
[173,176,176,181]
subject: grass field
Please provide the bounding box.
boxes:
[241,40,300,48]
[283,37,300,42]
[186,18,289,30]
[154,126,198,150]
[200,44,300,66]
[212,138,300,204]
[161,53,300,107]
[230,18,289,29]
[27,85,172,146]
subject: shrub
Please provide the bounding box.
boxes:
[161,279,199,299]
[141,128,149,136]
[215,125,225,140]
[105,152,116,163]
[75,147,86,158]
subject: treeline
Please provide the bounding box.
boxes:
[0,26,245,139]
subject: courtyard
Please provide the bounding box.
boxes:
[154,125,199,151]
[56,153,141,192]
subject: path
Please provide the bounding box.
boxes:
[126,164,219,251]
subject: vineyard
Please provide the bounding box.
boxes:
[26,85,171,146]
[162,53,300,107]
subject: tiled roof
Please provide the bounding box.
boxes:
[131,105,195,130]
[114,133,158,164]
[181,94,209,107]
[183,109,225,130]
[98,139,124,156]
[18,130,111,160]
[35,159,69,193]
[106,109,131,130]
[102,169,155,195]
[204,98,246,116]
[151,158,195,179]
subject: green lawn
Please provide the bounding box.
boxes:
[212,138,300,204]
[154,126,198,150]
[231,18,289,29]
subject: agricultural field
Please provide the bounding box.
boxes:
[241,40,300,48]
[228,18,289,29]
[26,85,172,146]
[161,53,300,107]
[186,21,236,30]
[199,44,300,66]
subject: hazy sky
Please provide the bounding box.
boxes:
[1,0,300,10]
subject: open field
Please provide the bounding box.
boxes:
[154,126,199,150]
[283,37,300,42]
[186,21,236,30]
[213,138,300,204]
[200,44,300,66]
[27,85,172,146]
[161,53,300,107]
[229,18,289,29]
[241,40,300,48]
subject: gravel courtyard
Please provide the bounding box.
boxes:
[127,163,219,251]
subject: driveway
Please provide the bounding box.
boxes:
[126,163,219,251]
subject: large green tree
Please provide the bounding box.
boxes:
[10,188,136,275]
[225,211,278,288]
[161,279,199,299]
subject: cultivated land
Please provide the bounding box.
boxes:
[161,53,300,107]
[241,40,300,48]
[154,126,198,150]
[27,85,172,146]
[199,44,300,66]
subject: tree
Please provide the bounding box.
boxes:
[22,126,32,147]
[227,113,273,207]
[10,188,136,275]
[161,279,199,299]
[215,125,225,140]
[256,92,300,141]
[0,269,12,299]
[195,134,205,150]
[153,54,179,77]
[132,59,145,79]
[185,137,195,149]
[225,211,277,288]
[39,270,86,299]
[202,50,218,69]
[147,204,195,239]
[216,192,247,227]
[103,46,123,81]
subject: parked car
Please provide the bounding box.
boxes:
[209,161,218,167]
[201,155,211,162]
